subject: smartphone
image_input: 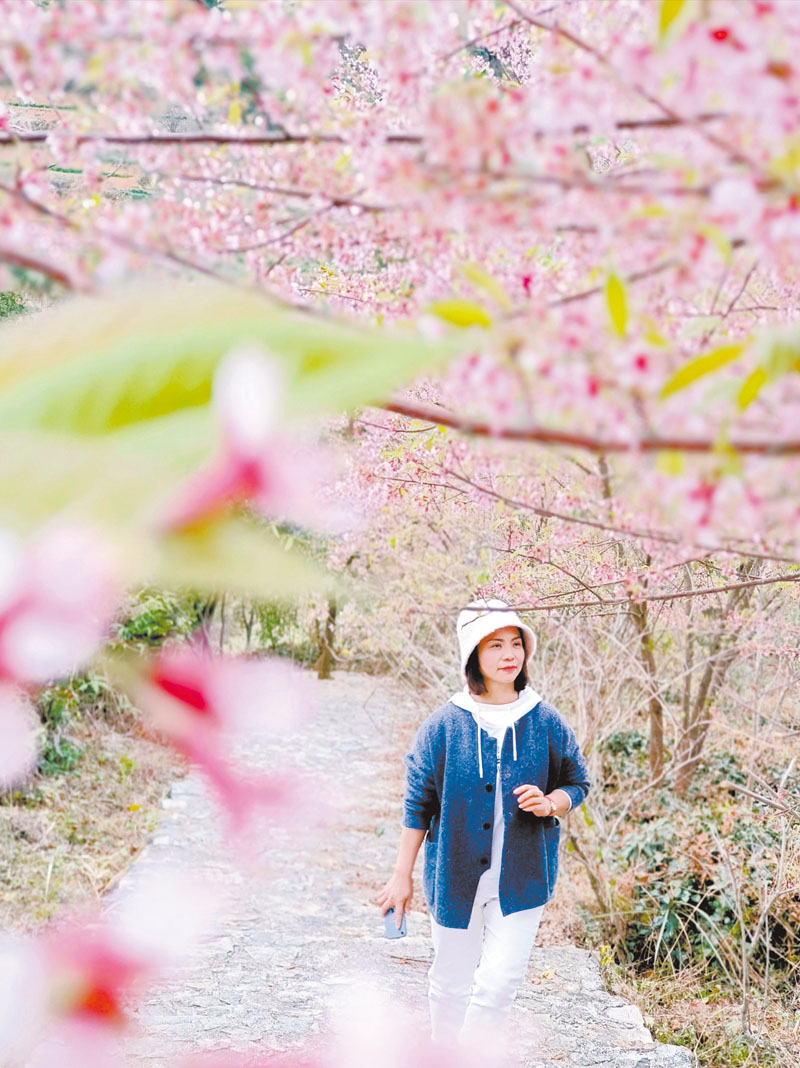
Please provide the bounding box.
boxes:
[384,907,407,939]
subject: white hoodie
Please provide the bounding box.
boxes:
[449,684,544,895]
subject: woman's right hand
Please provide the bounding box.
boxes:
[376,872,413,928]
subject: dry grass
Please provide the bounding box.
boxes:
[0,712,187,932]
[596,955,800,1068]
[529,825,800,1068]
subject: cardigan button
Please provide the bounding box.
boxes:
[482,822,491,830]
[485,783,493,792]
[479,856,489,865]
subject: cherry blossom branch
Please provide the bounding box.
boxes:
[0,180,236,286]
[209,195,342,254]
[503,0,762,174]
[514,570,800,610]
[432,468,800,564]
[547,255,679,308]
[1,110,728,148]
[382,398,800,456]
[0,240,88,290]
[437,17,524,63]
[378,464,799,567]
[154,171,394,212]
[0,128,419,147]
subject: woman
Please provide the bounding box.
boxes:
[377,597,590,1061]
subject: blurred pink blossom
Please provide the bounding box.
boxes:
[1,868,216,1068]
[326,981,485,1068]
[0,684,39,789]
[136,644,318,840]
[0,524,117,686]
[175,1054,325,1068]
[158,345,343,535]
[0,522,118,792]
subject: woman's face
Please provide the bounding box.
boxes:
[477,626,525,686]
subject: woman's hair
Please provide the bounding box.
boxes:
[465,627,529,695]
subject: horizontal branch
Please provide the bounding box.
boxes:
[152,171,392,212]
[383,399,800,456]
[1,110,728,149]
[515,569,800,609]
[0,241,86,290]
[547,256,679,308]
[379,464,800,565]
[720,780,800,820]
[0,179,232,286]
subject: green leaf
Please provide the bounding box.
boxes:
[658,0,687,41]
[733,326,800,409]
[697,223,733,266]
[428,300,492,328]
[459,261,511,311]
[756,327,800,379]
[660,342,747,399]
[656,450,685,476]
[605,272,628,337]
[0,410,215,531]
[0,282,464,435]
[150,515,341,599]
[737,366,767,410]
[0,417,341,599]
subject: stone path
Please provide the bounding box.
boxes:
[106,670,695,1067]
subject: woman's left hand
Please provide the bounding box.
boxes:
[513,783,552,816]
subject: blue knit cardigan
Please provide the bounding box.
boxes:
[402,698,590,929]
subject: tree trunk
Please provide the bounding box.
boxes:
[218,592,226,656]
[313,598,337,679]
[629,597,665,779]
[192,595,217,654]
[674,558,762,796]
[242,603,256,653]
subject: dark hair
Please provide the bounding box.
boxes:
[465,627,529,695]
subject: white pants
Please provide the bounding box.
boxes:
[427,879,544,1058]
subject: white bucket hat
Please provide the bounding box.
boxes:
[456,597,537,677]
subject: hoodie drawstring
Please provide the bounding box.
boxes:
[476,712,518,780]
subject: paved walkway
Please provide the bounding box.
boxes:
[108,670,694,1067]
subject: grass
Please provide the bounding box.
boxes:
[595,938,799,1068]
[0,708,187,931]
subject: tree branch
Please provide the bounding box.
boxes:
[0,241,87,290]
[1,111,729,149]
[383,398,800,457]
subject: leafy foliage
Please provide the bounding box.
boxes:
[112,589,203,651]
[615,799,798,977]
[0,291,25,318]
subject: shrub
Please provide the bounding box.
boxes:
[112,588,203,651]
[615,799,799,980]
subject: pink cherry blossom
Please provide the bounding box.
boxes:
[134,643,318,841]
[157,345,345,536]
[0,684,39,789]
[0,868,216,1068]
[0,523,117,687]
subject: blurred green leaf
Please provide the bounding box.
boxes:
[0,413,342,599]
[459,261,512,311]
[658,0,689,42]
[605,272,627,337]
[656,450,685,476]
[660,342,747,399]
[737,366,767,410]
[735,327,800,409]
[0,409,214,530]
[428,299,492,328]
[150,514,341,599]
[0,282,464,435]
